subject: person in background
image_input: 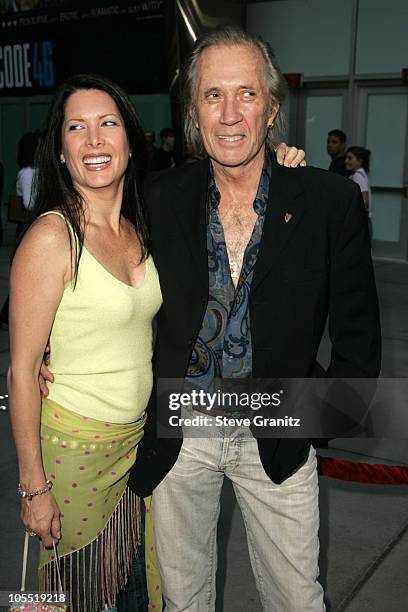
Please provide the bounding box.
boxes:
[153,127,177,170]
[346,145,372,241]
[0,132,41,326]
[327,129,349,177]
[144,130,158,172]
[16,132,41,217]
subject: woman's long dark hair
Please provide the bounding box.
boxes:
[31,73,149,285]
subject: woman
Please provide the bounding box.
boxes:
[8,74,162,611]
[345,146,372,241]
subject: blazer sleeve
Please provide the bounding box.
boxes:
[327,183,381,378]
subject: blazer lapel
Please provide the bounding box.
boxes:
[252,160,307,292]
[171,158,210,287]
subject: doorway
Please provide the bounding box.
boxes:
[356,85,408,261]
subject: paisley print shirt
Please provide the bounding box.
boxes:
[186,154,271,386]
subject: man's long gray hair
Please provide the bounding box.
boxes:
[183,26,287,157]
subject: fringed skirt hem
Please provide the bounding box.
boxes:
[39,486,142,612]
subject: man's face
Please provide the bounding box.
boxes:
[193,44,278,168]
[327,135,345,159]
[164,134,175,150]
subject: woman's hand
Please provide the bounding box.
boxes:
[275,142,306,167]
[21,492,61,548]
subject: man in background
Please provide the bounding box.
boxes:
[327,129,349,177]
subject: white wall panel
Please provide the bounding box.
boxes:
[247,0,353,77]
[356,0,408,75]
[372,193,401,242]
[366,93,408,188]
[305,95,344,169]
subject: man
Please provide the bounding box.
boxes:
[327,129,349,177]
[130,26,381,611]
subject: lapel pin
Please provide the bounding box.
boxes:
[284,212,293,223]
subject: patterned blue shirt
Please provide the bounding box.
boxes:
[186,153,271,386]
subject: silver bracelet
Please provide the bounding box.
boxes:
[17,479,53,500]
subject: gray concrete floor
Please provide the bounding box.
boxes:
[0,218,407,611]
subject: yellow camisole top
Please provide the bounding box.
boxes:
[41,211,162,424]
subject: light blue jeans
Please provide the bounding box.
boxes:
[153,414,325,611]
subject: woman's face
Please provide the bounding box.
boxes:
[60,88,130,196]
[345,152,361,173]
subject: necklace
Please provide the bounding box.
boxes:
[226,241,243,285]
[229,258,239,282]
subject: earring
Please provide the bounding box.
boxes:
[60,157,65,165]
[129,152,132,158]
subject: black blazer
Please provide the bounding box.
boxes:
[128,155,381,497]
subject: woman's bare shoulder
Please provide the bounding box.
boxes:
[21,212,71,252]
[12,212,73,283]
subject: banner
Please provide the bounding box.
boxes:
[0,1,167,95]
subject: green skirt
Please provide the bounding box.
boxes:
[39,398,146,610]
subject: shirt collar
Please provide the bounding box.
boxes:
[207,149,272,217]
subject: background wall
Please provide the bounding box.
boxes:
[0,94,171,201]
[356,0,408,74]
[247,0,408,262]
[247,0,408,461]
[247,0,408,77]
[247,0,353,77]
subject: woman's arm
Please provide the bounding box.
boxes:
[350,171,369,212]
[361,190,369,211]
[8,214,71,546]
[275,143,306,167]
